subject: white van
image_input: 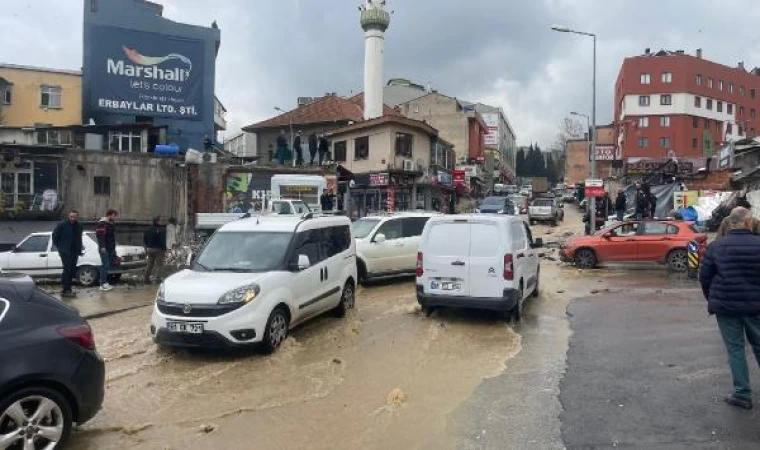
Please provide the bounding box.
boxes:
[151,214,357,353]
[415,214,543,321]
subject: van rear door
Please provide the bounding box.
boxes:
[468,220,505,298]
[421,220,471,297]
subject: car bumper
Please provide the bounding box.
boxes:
[530,215,555,221]
[150,303,269,349]
[559,249,574,263]
[71,350,105,424]
[415,285,518,312]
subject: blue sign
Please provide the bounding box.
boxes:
[687,241,699,253]
[86,25,204,120]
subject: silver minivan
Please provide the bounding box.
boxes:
[415,215,543,321]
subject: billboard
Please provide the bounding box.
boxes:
[482,113,499,148]
[86,25,204,120]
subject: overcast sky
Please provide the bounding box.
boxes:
[4,0,760,147]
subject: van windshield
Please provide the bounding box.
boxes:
[352,219,380,239]
[194,232,292,272]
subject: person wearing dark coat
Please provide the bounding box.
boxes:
[614,189,627,222]
[143,216,167,284]
[293,132,304,166]
[634,182,648,219]
[700,207,760,410]
[275,130,288,165]
[320,189,334,212]
[308,133,318,165]
[318,136,329,165]
[52,210,83,297]
[95,209,118,291]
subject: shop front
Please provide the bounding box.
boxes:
[350,171,417,218]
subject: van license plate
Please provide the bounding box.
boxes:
[167,322,204,334]
[431,281,461,291]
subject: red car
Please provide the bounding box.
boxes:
[560,220,708,271]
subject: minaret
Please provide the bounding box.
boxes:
[360,0,391,120]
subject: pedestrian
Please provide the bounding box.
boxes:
[96,209,118,291]
[308,132,318,165]
[320,189,334,212]
[276,130,288,165]
[699,207,760,410]
[318,135,329,165]
[203,134,213,151]
[52,210,83,298]
[143,216,167,284]
[647,187,658,219]
[294,131,304,166]
[166,217,178,250]
[634,182,647,219]
[615,189,627,222]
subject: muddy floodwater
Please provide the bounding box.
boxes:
[69,279,524,449]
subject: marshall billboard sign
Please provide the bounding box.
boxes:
[85,25,204,120]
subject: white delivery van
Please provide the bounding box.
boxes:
[415,214,543,321]
[270,174,327,212]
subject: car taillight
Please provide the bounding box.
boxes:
[695,235,708,244]
[416,252,424,277]
[504,254,514,280]
[58,324,96,351]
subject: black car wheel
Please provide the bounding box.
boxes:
[575,249,598,270]
[0,386,72,450]
[75,266,99,287]
[666,249,688,272]
[262,307,290,354]
[510,284,524,323]
[333,281,355,318]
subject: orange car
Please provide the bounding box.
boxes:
[559,220,708,271]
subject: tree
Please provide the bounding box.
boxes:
[551,116,586,155]
[516,148,526,176]
[546,153,559,184]
[527,145,546,177]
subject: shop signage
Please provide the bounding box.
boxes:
[584,179,605,197]
[453,170,466,186]
[369,173,389,186]
[593,145,617,161]
[437,171,452,186]
[625,159,694,175]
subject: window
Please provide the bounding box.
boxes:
[753,128,757,138]
[717,101,723,113]
[739,125,744,135]
[752,108,757,118]
[639,96,650,107]
[108,131,142,152]
[696,74,703,85]
[36,130,71,145]
[660,94,672,106]
[705,140,712,150]
[660,116,670,127]
[333,141,347,162]
[693,117,699,128]
[354,136,369,160]
[752,88,757,99]
[290,230,323,267]
[740,106,746,116]
[730,83,735,94]
[694,96,701,107]
[692,138,698,149]
[94,176,110,196]
[661,72,672,83]
[659,137,671,148]
[321,226,351,259]
[706,99,713,110]
[640,73,651,84]
[395,132,413,158]
[1,85,10,105]
[728,104,734,115]
[351,218,380,239]
[401,217,430,238]
[611,223,640,237]
[641,222,670,235]
[704,118,710,129]
[638,117,649,128]
[741,86,746,96]
[16,236,49,253]
[375,219,402,241]
[510,223,528,250]
[637,137,649,148]
[40,85,62,108]
[708,78,714,88]
[727,123,733,134]
[719,80,724,91]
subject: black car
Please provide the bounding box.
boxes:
[0,274,104,449]
[476,196,515,214]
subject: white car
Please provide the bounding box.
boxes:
[352,212,440,284]
[151,214,357,353]
[415,214,542,321]
[0,231,147,286]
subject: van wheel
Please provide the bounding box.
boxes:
[357,260,369,286]
[333,281,355,318]
[76,266,99,287]
[509,284,523,322]
[531,268,540,298]
[262,307,290,354]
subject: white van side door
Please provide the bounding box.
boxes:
[510,222,532,295]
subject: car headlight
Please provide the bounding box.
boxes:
[498,209,504,214]
[156,283,166,303]
[218,284,260,305]
[475,208,480,213]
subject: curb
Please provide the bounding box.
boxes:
[82,304,153,320]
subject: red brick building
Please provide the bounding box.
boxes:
[614,49,760,163]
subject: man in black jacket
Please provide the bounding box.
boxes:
[293,131,304,166]
[52,210,83,297]
[700,207,760,410]
[318,135,329,165]
[614,189,627,222]
[96,209,118,291]
[143,216,167,284]
[308,133,318,165]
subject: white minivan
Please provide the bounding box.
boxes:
[415,214,543,321]
[151,214,357,353]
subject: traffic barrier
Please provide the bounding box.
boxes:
[687,240,700,279]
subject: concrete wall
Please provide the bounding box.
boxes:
[0,66,82,127]
[61,149,187,223]
[400,94,469,160]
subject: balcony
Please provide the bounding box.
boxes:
[214,96,227,131]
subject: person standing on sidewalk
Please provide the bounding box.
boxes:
[96,209,118,291]
[52,210,83,298]
[699,207,760,410]
[143,216,167,284]
[614,189,627,222]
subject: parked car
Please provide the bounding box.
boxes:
[415,215,543,321]
[151,215,357,353]
[352,212,440,284]
[559,220,708,271]
[475,196,515,215]
[509,194,529,214]
[0,232,147,287]
[529,197,564,226]
[0,273,105,449]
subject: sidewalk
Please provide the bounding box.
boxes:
[562,288,760,448]
[45,283,157,319]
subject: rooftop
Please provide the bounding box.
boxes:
[325,114,438,138]
[0,63,81,77]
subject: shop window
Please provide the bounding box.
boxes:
[333,141,347,162]
[395,132,413,158]
[354,136,369,160]
[40,85,62,108]
[94,176,110,196]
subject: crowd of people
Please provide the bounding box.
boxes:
[275,130,331,166]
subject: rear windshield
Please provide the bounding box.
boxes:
[194,231,292,272]
[482,197,504,205]
[426,223,470,256]
[532,199,553,207]
[352,219,380,239]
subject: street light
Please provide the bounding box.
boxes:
[274,106,295,167]
[553,24,597,231]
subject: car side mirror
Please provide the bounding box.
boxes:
[374,233,386,244]
[11,245,18,253]
[297,254,311,270]
[603,232,613,239]
[533,238,544,248]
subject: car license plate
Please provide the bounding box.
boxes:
[167,322,204,334]
[431,281,461,291]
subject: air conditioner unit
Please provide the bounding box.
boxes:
[402,159,414,171]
